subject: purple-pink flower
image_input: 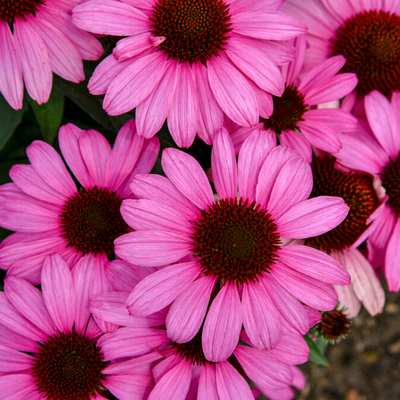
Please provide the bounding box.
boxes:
[0,0,103,110]
[115,128,350,362]
[0,120,159,284]
[72,0,307,147]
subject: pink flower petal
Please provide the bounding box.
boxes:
[234,345,293,389]
[167,62,199,148]
[27,141,77,198]
[79,129,111,187]
[149,360,192,400]
[127,261,200,316]
[231,11,307,41]
[281,35,306,85]
[192,62,224,145]
[267,333,309,365]
[261,274,309,334]
[113,32,152,61]
[334,284,361,318]
[104,51,168,116]
[72,0,149,36]
[166,276,215,343]
[104,374,153,400]
[152,353,181,384]
[277,196,349,238]
[130,174,200,220]
[59,124,92,188]
[0,345,33,373]
[98,327,168,360]
[268,156,313,220]
[0,324,39,353]
[0,22,23,110]
[136,58,179,139]
[0,374,37,399]
[255,145,299,209]
[212,128,238,200]
[215,361,254,400]
[162,148,214,210]
[278,245,350,285]
[303,108,358,133]
[238,129,275,202]
[115,231,192,267]
[13,18,52,104]
[386,217,400,291]
[198,364,219,400]
[242,281,282,350]
[208,55,259,127]
[226,35,284,96]
[271,261,338,311]
[365,90,400,159]
[105,119,144,191]
[0,292,47,342]
[121,199,193,234]
[280,130,312,163]
[4,276,56,337]
[42,254,75,333]
[202,284,242,362]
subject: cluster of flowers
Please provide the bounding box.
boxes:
[0,0,399,399]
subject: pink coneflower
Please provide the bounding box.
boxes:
[230,35,358,160]
[284,0,400,99]
[0,254,158,399]
[335,90,400,292]
[90,289,310,400]
[0,120,159,284]
[72,0,307,147]
[115,128,350,362]
[0,0,103,110]
[304,156,385,316]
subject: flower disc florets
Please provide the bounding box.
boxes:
[0,0,44,25]
[382,153,400,216]
[60,186,128,256]
[32,331,107,400]
[315,307,352,344]
[191,198,280,284]
[150,0,232,64]
[307,157,378,252]
[262,84,307,134]
[330,10,400,97]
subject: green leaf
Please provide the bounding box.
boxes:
[28,88,65,144]
[304,335,330,366]
[0,94,27,151]
[53,75,132,133]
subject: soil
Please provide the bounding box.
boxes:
[296,288,400,400]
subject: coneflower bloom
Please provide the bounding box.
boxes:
[304,156,385,317]
[0,0,103,110]
[90,289,311,400]
[0,254,157,399]
[284,0,400,99]
[72,0,307,147]
[115,128,350,362]
[230,35,358,160]
[0,120,159,284]
[335,90,400,292]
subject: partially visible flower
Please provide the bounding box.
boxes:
[0,254,157,399]
[335,90,400,292]
[305,155,385,316]
[229,35,358,160]
[115,128,350,362]
[0,120,159,284]
[0,0,103,110]
[72,0,307,147]
[284,0,400,98]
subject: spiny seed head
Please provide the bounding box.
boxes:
[330,10,400,97]
[191,197,281,285]
[381,153,400,216]
[31,331,108,400]
[262,84,307,134]
[307,157,378,252]
[60,186,128,256]
[150,0,232,64]
[314,307,352,344]
[0,0,44,26]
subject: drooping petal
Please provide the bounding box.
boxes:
[202,284,242,362]
[198,364,219,400]
[386,218,400,292]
